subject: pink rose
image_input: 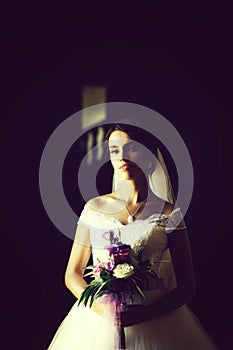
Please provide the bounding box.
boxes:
[92,263,104,277]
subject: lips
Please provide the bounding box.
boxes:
[119,163,129,171]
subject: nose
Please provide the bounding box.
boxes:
[118,146,129,161]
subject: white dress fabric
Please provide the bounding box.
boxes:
[47,206,218,350]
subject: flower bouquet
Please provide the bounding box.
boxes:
[78,230,166,349]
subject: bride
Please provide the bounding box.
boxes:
[47,123,219,349]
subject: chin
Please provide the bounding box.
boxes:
[118,174,132,181]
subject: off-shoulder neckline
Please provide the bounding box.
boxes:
[82,205,181,227]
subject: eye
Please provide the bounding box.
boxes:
[109,149,119,155]
[128,142,137,151]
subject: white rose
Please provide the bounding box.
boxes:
[113,263,134,279]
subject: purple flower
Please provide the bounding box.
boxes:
[105,261,115,272]
[108,244,131,264]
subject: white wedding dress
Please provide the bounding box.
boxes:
[47,206,218,350]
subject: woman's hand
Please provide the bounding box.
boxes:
[120,304,151,327]
[90,299,107,316]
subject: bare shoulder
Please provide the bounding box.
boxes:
[86,192,118,212]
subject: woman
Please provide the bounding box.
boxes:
[48,123,218,349]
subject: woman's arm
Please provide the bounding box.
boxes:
[64,234,91,300]
[121,228,196,327]
[64,223,106,316]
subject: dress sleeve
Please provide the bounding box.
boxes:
[78,204,93,227]
[165,208,187,234]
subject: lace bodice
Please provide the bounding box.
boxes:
[78,205,186,269]
[76,205,186,304]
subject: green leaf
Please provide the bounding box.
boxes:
[78,286,91,306]
[131,278,145,298]
[82,288,92,307]
[83,271,95,277]
[91,277,103,283]
[151,259,170,264]
[95,280,110,298]
[89,284,100,307]
[84,265,95,270]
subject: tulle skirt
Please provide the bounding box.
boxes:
[47,300,218,350]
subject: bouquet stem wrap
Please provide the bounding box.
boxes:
[115,326,126,350]
[78,235,167,349]
[100,293,128,349]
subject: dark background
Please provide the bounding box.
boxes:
[2,2,232,349]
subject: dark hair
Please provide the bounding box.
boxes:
[106,123,138,140]
[105,122,178,197]
[105,122,159,156]
[105,122,161,174]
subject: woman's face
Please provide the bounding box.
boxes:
[108,130,149,181]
